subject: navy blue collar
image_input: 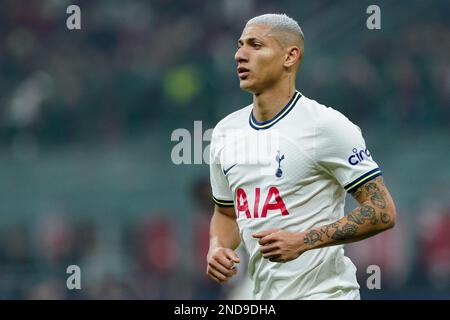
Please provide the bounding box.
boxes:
[249,91,301,130]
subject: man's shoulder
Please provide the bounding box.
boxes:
[301,94,355,129]
[301,95,347,120]
[213,103,252,132]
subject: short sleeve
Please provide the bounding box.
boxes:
[209,126,234,207]
[315,109,382,194]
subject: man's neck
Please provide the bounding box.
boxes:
[252,82,296,123]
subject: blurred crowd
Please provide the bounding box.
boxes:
[1,176,450,299]
[0,0,449,148]
[0,177,227,299]
[0,0,449,299]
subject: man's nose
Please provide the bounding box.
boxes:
[234,47,248,63]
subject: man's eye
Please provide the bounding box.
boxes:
[252,43,262,48]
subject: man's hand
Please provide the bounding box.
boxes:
[253,228,307,263]
[206,247,240,283]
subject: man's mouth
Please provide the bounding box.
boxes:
[237,66,250,79]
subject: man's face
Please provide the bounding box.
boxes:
[235,24,286,93]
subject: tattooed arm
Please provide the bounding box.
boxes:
[303,176,396,247]
[253,176,396,262]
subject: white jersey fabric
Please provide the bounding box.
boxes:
[209,90,381,300]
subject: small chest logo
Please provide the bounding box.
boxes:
[223,163,237,176]
[275,151,285,177]
[348,148,371,165]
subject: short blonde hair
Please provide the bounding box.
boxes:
[246,13,304,48]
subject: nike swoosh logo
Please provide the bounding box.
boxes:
[223,163,237,175]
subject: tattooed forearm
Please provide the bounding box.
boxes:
[363,178,387,209]
[361,205,378,224]
[300,176,395,251]
[303,229,323,245]
[347,211,363,224]
[352,176,396,229]
[347,204,378,225]
[331,223,358,241]
[381,212,391,224]
[317,222,359,242]
[320,223,339,238]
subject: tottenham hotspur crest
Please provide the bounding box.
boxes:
[275,151,285,178]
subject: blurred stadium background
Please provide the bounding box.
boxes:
[0,0,449,299]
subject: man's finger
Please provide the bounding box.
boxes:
[253,229,279,239]
[258,233,278,246]
[224,249,240,264]
[208,267,228,282]
[262,251,281,259]
[259,243,278,254]
[215,254,235,269]
[207,272,222,283]
[209,260,236,277]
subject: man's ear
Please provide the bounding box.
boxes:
[284,46,301,68]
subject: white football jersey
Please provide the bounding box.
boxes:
[209,90,381,300]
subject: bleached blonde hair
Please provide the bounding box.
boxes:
[246,13,304,49]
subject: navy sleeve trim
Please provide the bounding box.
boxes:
[212,196,234,207]
[344,168,382,193]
